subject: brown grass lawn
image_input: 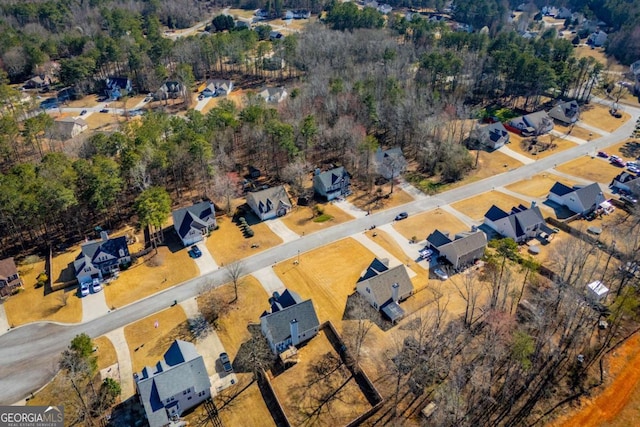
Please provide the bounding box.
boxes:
[392,208,469,241]
[506,173,580,199]
[348,187,414,212]
[270,329,373,426]
[198,275,269,357]
[123,95,147,110]
[4,258,82,326]
[580,104,631,133]
[66,95,99,108]
[573,45,628,73]
[227,8,255,19]
[280,203,354,235]
[199,89,248,114]
[567,208,634,251]
[104,246,198,309]
[508,133,578,159]
[124,305,191,373]
[83,111,126,131]
[205,216,283,266]
[94,336,118,370]
[364,229,429,284]
[273,238,375,326]
[605,139,640,161]
[555,123,601,141]
[451,190,529,222]
[555,156,625,184]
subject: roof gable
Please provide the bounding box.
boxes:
[485,205,508,221]
[441,231,487,257]
[358,264,413,306]
[248,186,291,213]
[261,299,320,344]
[357,258,389,282]
[549,181,574,196]
[172,201,215,239]
[0,257,18,281]
[426,230,453,248]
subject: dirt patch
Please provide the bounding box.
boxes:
[348,187,414,212]
[199,89,249,114]
[83,111,126,131]
[4,258,82,326]
[273,238,376,326]
[555,156,625,184]
[580,104,631,133]
[452,190,530,222]
[103,245,198,309]
[205,216,283,266]
[508,133,578,159]
[269,330,373,426]
[94,336,119,371]
[280,203,354,235]
[506,173,580,199]
[123,305,191,373]
[392,208,469,242]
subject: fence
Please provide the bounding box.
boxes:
[546,217,621,260]
[258,369,291,427]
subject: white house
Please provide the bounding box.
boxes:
[171,201,217,247]
[483,203,547,243]
[74,232,130,285]
[258,87,288,103]
[548,182,605,215]
[53,117,88,140]
[375,147,407,180]
[202,79,233,97]
[548,100,580,125]
[246,186,291,221]
[135,340,211,427]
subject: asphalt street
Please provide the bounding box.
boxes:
[1,102,638,404]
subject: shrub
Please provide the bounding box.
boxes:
[245,228,255,237]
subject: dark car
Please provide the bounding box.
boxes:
[395,212,408,221]
[79,109,87,115]
[597,151,609,158]
[99,108,109,113]
[219,352,233,372]
[190,245,202,258]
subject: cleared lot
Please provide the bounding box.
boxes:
[508,133,578,159]
[506,173,580,199]
[451,190,530,222]
[580,104,631,133]
[392,208,469,242]
[555,155,626,184]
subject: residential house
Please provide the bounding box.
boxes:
[105,77,132,100]
[375,147,407,180]
[74,232,131,285]
[631,59,640,95]
[588,30,607,47]
[509,111,554,135]
[425,230,487,270]
[547,182,605,215]
[260,289,320,354]
[202,79,233,97]
[135,340,211,427]
[542,6,559,17]
[610,172,640,196]
[356,259,414,322]
[556,7,572,19]
[269,31,284,40]
[483,203,547,243]
[587,280,608,301]
[0,257,23,297]
[259,87,288,103]
[155,81,185,100]
[377,4,393,14]
[313,166,350,201]
[246,186,292,221]
[53,117,88,140]
[548,100,580,125]
[476,122,510,149]
[24,75,51,89]
[172,201,217,247]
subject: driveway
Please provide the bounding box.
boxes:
[439,204,482,229]
[351,233,416,278]
[192,241,219,275]
[378,224,428,268]
[105,328,135,399]
[252,267,286,296]
[498,145,536,165]
[0,304,9,335]
[81,288,111,322]
[333,199,368,218]
[397,178,428,200]
[194,96,211,112]
[265,219,299,242]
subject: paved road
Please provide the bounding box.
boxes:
[1,104,638,404]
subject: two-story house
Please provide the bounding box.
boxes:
[73,232,131,285]
[356,259,414,323]
[313,166,350,201]
[0,257,23,297]
[135,340,211,427]
[374,147,407,180]
[425,230,487,270]
[548,182,605,215]
[246,186,292,221]
[483,203,547,243]
[172,201,217,247]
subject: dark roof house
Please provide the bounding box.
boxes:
[374,147,407,180]
[260,290,320,354]
[135,340,211,427]
[356,260,414,322]
[74,232,131,285]
[483,203,547,243]
[425,230,487,270]
[548,182,605,215]
[476,122,510,149]
[172,201,217,247]
[313,166,350,201]
[610,172,640,196]
[509,111,554,135]
[548,100,579,125]
[0,257,23,297]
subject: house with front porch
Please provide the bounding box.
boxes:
[313,166,350,201]
[246,186,292,221]
[74,232,130,285]
[172,201,217,247]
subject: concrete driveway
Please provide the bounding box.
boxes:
[265,219,299,242]
[252,266,287,295]
[351,233,416,278]
[0,304,9,335]
[81,288,111,322]
[192,241,219,275]
[378,224,428,268]
[333,199,368,218]
[105,328,135,398]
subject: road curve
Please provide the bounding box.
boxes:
[1,104,638,404]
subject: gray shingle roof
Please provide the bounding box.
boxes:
[247,186,291,215]
[574,183,604,210]
[261,299,319,344]
[358,264,413,307]
[441,231,487,258]
[172,201,216,240]
[314,167,347,191]
[548,100,579,124]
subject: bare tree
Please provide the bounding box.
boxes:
[344,297,375,366]
[211,172,239,214]
[226,261,245,303]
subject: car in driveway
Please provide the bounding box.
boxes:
[79,283,90,297]
[99,108,109,113]
[92,278,102,293]
[395,212,408,221]
[79,109,87,115]
[597,151,609,158]
[621,195,638,205]
[610,157,626,167]
[433,267,449,280]
[219,352,233,372]
[628,165,640,174]
[190,245,202,258]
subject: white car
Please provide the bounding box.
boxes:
[433,268,449,280]
[80,283,90,297]
[92,279,102,293]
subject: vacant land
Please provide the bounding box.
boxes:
[573,45,628,73]
[509,133,578,159]
[66,95,99,108]
[273,238,375,326]
[555,156,624,184]
[392,208,469,242]
[606,139,640,160]
[506,173,579,199]
[270,330,373,426]
[123,305,190,373]
[451,190,529,222]
[199,89,248,114]
[94,336,118,370]
[205,216,283,266]
[349,187,414,212]
[580,104,631,133]
[198,275,269,357]
[103,246,198,309]
[555,123,601,141]
[4,258,82,326]
[83,111,126,131]
[280,203,354,235]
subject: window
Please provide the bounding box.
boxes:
[183,390,187,395]
[188,396,192,400]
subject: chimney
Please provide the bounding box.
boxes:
[531,201,537,208]
[100,231,109,241]
[392,283,400,302]
[290,319,300,346]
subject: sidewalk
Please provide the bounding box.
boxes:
[578,121,611,136]
[396,178,428,200]
[550,130,588,145]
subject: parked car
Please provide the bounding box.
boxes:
[395,212,408,221]
[610,157,626,167]
[190,245,202,258]
[433,267,449,280]
[628,165,640,174]
[621,195,638,205]
[609,155,620,161]
[79,283,90,297]
[597,151,609,158]
[99,108,109,113]
[92,279,102,293]
[79,109,87,115]
[219,352,233,372]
